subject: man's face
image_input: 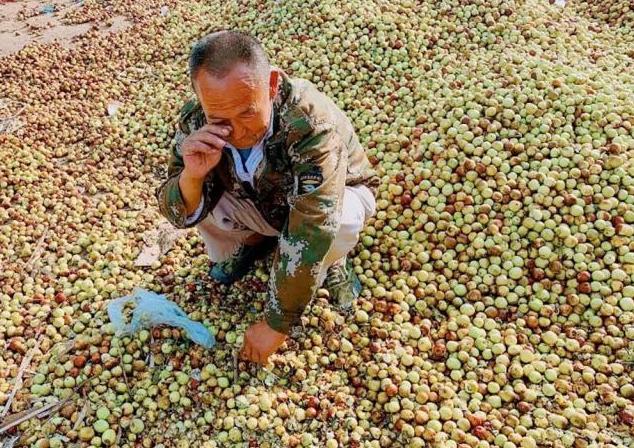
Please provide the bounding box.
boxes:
[193,63,279,150]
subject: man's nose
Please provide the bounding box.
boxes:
[231,126,246,140]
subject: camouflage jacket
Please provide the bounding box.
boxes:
[156,69,379,334]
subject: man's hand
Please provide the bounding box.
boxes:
[240,321,287,364]
[181,123,231,180]
[178,123,231,215]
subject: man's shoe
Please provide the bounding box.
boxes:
[324,257,362,310]
[209,237,277,285]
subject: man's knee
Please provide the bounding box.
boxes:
[325,186,374,265]
[195,216,249,264]
[339,185,375,237]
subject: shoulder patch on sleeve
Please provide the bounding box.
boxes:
[294,164,324,195]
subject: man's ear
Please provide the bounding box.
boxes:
[268,69,280,100]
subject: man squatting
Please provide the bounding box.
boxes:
[156,30,379,364]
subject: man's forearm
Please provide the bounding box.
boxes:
[178,171,205,216]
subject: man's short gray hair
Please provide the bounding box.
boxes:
[189,30,270,84]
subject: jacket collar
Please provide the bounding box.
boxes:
[267,68,293,147]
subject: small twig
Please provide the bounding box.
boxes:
[1,339,41,419]
[72,400,89,431]
[119,355,130,393]
[24,231,49,272]
[147,333,155,368]
[0,435,20,448]
[1,371,91,435]
[0,399,64,434]
[40,399,72,429]
[233,350,240,383]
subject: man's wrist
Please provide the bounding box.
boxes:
[184,196,205,225]
[265,313,291,336]
[180,169,207,185]
[178,170,208,217]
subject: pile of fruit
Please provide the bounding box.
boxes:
[1,0,633,446]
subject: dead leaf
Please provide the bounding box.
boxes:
[134,221,186,266]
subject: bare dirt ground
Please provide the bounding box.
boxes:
[0,0,131,57]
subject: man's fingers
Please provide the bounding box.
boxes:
[256,352,268,365]
[182,140,222,156]
[251,349,262,364]
[243,346,254,362]
[240,342,263,364]
[190,132,227,150]
[182,124,231,156]
[240,340,252,361]
[199,123,232,138]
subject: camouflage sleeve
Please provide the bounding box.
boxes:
[265,123,347,334]
[155,100,213,229]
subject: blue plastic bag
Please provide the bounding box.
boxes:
[40,4,56,14]
[107,288,215,349]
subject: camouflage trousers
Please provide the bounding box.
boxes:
[195,185,376,284]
